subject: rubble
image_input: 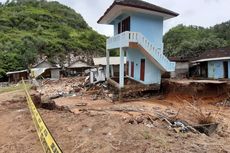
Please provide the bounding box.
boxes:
[126,114,157,128]
[216,97,230,107]
[37,77,87,99]
[35,76,222,138]
[193,123,219,136]
[155,108,219,136]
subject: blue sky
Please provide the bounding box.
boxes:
[1,0,230,36]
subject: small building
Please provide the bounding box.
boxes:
[98,0,178,93]
[191,46,230,79]
[6,70,29,83]
[90,57,127,84]
[66,60,91,76]
[169,57,190,79]
[31,60,61,79]
[93,57,127,77]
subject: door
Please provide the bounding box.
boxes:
[126,61,129,76]
[140,59,145,81]
[118,22,121,34]
[224,61,228,78]
[200,62,208,78]
[209,62,215,78]
[131,62,134,78]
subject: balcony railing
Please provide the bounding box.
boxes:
[106,31,175,72]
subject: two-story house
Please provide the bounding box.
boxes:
[98,0,178,92]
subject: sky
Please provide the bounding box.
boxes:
[1,0,230,36]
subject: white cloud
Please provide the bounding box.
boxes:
[1,0,230,36]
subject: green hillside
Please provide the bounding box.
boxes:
[164,21,230,58]
[0,0,106,78]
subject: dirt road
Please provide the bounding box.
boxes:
[1,89,230,153]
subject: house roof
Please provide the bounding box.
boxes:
[33,59,60,69]
[68,60,92,68]
[93,57,127,66]
[6,70,28,75]
[192,46,230,63]
[169,57,190,62]
[98,0,179,24]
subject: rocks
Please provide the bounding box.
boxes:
[126,114,156,128]
[108,94,114,98]
[91,94,98,100]
[27,126,36,133]
[66,126,72,132]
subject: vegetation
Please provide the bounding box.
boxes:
[0,0,106,78]
[164,21,230,57]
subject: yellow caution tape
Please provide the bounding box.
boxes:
[22,79,62,153]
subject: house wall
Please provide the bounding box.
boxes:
[207,60,230,79]
[126,48,161,84]
[131,13,163,51]
[8,72,28,83]
[208,61,224,79]
[51,69,60,79]
[171,62,189,78]
[113,13,164,51]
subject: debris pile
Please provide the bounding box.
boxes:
[216,97,230,107]
[126,114,157,128]
[38,77,86,98]
[84,81,121,102]
[0,82,9,87]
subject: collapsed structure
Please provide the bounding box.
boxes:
[98,0,178,93]
[31,59,61,79]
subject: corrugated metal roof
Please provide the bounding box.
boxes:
[6,70,28,75]
[68,60,91,68]
[192,46,230,63]
[93,57,127,66]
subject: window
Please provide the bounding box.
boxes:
[122,17,130,32]
[117,16,130,34]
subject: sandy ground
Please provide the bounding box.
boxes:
[0,90,43,153]
[1,87,230,153]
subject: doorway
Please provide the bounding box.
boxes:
[126,61,129,76]
[131,62,134,78]
[200,62,208,78]
[224,61,228,78]
[140,59,145,81]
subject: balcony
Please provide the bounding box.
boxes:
[106,31,175,72]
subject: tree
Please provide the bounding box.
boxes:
[164,23,230,57]
[0,0,106,77]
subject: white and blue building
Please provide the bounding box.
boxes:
[191,46,230,79]
[98,0,178,89]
